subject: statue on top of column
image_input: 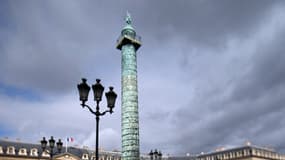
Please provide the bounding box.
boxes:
[125,11,132,25]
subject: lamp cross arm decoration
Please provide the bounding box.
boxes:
[77,78,117,160]
[77,78,117,116]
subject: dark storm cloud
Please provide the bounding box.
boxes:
[232,37,285,103]
[162,7,285,154]
[134,0,278,48]
[1,0,285,156]
[0,0,278,94]
[0,0,122,95]
[125,0,285,155]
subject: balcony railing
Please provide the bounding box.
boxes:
[117,34,142,44]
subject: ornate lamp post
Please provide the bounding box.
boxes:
[149,150,154,160]
[41,136,63,160]
[149,149,162,160]
[77,78,117,160]
[158,151,162,160]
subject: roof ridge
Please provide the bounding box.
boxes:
[0,139,40,146]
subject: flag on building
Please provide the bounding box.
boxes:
[65,137,74,152]
[67,137,74,142]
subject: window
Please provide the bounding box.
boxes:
[243,150,246,156]
[82,153,89,160]
[0,146,3,154]
[249,149,252,155]
[7,146,15,155]
[42,151,50,157]
[30,148,38,157]
[18,148,27,155]
[257,150,260,156]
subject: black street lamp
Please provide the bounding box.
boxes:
[41,136,63,160]
[149,150,154,160]
[158,151,162,160]
[149,149,162,160]
[77,78,117,160]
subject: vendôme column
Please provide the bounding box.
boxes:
[116,12,142,160]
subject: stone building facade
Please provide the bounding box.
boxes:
[0,139,121,160]
[1,139,285,160]
[197,145,285,160]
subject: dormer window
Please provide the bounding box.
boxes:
[30,148,38,157]
[18,148,27,156]
[82,153,89,160]
[42,151,50,157]
[7,146,15,155]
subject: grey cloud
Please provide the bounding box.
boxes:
[0,0,122,95]
[1,0,285,156]
[135,0,281,48]
[231,34,285,102]
[1,0,279,94]
[160,7,285,154]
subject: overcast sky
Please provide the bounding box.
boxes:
[1,0,285,156]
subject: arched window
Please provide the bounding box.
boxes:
[82,153,89,160]
[30,148,38,157]
[42,150,50,157]
[18,148,27,156]
[256,150,260,156]
[249,149,253,155]
[7,146,15,155]
[243,149,246,156]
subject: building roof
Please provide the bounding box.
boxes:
[197,145,277,157]
[0,139,121,158]
[168,156,196,160]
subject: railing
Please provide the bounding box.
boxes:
[117,34,142,44]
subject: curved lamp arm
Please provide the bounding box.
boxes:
[81,103,113,116]
[81,103,96,115]
[99,109,113,116]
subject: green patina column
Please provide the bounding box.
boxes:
[116,12,141,160]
